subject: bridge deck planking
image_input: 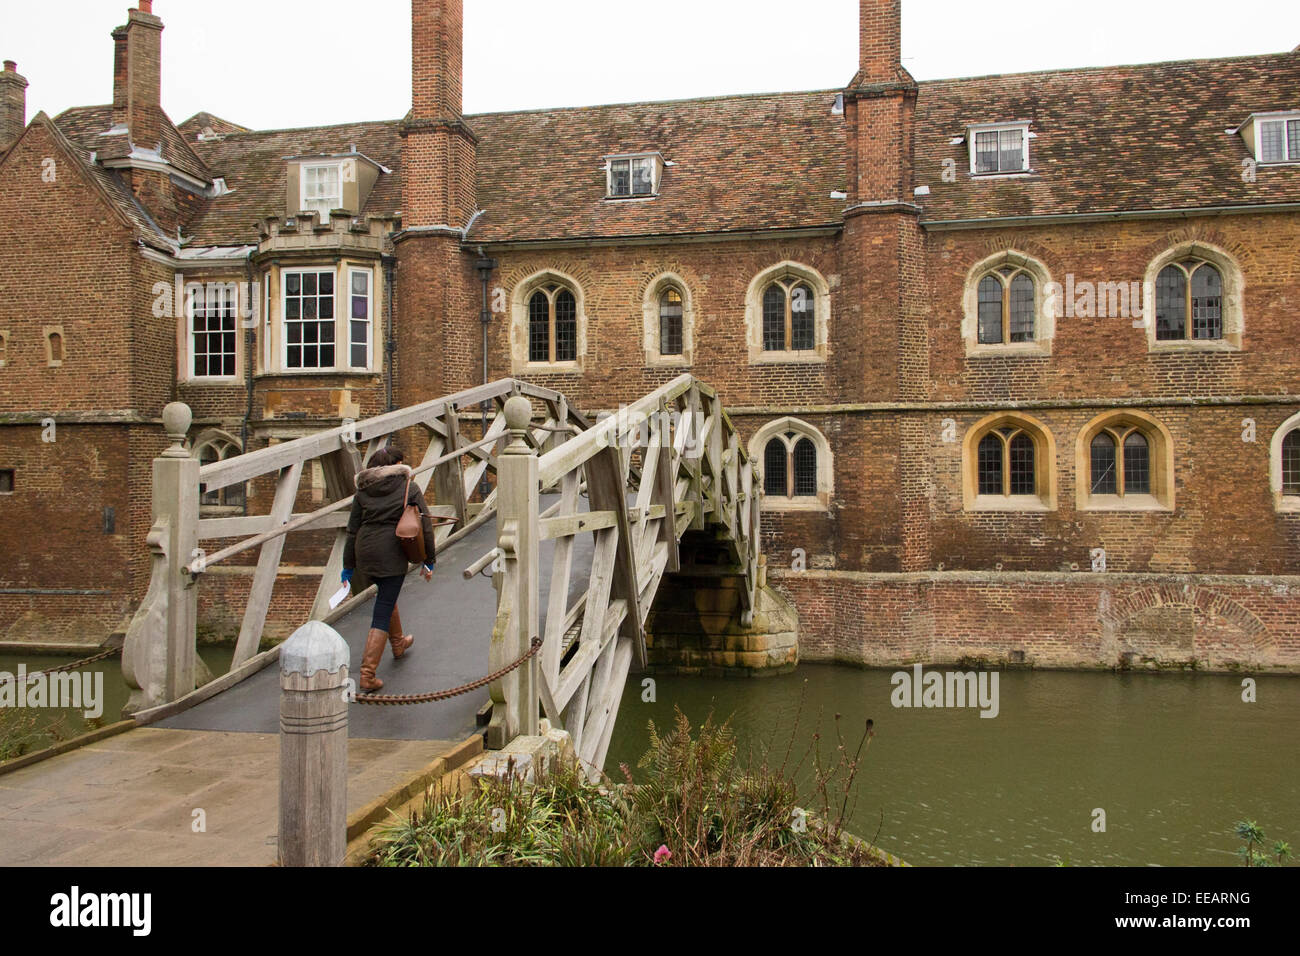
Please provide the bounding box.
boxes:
[158,493,596,741]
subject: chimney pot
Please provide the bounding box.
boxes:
[0,58,27,153]
[139,0,153,12]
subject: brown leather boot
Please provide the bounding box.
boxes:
[360,628,388,692]
[388,607,414,659]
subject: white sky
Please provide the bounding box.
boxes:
[8,0,1300,129]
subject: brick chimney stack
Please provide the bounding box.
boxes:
[0,60,27,154]
[857,0,904,85]
[403,0,477,228]
[412,0,463,121]
[112,2,164,149]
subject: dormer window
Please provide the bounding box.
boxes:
[1249,112,1300,164]
[301,163,343,222]
[969,123,1030,175]
[607,154,661,198]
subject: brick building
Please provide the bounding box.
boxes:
[1,0,1298,670]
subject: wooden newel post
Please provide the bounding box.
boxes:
[278,620,350,867]
[123,402,200,715]
[489,395,540,747]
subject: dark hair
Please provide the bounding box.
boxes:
[368,446,405,469]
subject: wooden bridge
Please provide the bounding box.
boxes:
[121,375,762,776]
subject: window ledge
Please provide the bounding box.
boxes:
[970,170,1036,179]
[751,350,827,366]
[1275,495,1300,514]
[1079,495,1172,513]
[969,495,1053,513]
[763,496,830,513]
[516,362,583,374]
[604,194,659,202]
[1148,339,1241,353]
[646,355,691,368]
[255,369,379,379]
[965,342,1052,359]
[184,376,242,385]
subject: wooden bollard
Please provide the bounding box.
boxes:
[278,620,350,867]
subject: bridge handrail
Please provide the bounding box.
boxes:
[197,378,569,493]
[184,433,499,575]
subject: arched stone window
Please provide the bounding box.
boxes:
[1143,242,1244,351]
[744,262,830,364]
[641,273,695,366]
[511,271,587,372]
[748,417,833,511]
[194,432,245,511]
[1269,411,1300,513]
[962,251,1054,356]
[963,413,1057,511]
[1075,411,1175,511]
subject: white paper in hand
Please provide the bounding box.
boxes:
[328,583,351,610]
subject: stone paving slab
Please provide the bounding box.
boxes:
[0,727,463,866]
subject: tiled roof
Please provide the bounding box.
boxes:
[177,112,250,141]
[913,51,1300,224]
[464,90,847,243]
[54,104,211,187]
[47,106,174,247]
[184,120,404,245]
[46,48,1300,250]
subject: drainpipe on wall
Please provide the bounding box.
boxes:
[383,253,397,413]
[243,254,256,517]
[475,254,497,496]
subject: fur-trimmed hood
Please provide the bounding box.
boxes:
[354,463,411,492]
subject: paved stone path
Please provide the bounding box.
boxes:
[0,728,457,866]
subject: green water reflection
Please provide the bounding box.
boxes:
[606,664,1300,866]
[0,646,235,748]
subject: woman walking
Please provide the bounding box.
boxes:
[342,447,437,691]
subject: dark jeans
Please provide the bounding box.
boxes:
[370,574,406,632]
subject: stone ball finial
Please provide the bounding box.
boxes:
[162,402,192,444]
[504,395,532,434]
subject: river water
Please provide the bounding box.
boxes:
[0,648,235,753]
[605,664,1300,866]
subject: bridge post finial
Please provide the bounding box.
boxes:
[503,395,533,454]
[278,620,350,867]
[122,402,200,715]
[491,394,540,747]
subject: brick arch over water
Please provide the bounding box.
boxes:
[1099,583,1274,658]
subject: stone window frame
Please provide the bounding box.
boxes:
[1270,410,1300,514]
[510,270,588,374]
[1074,410,1175,513]
[641,273,695,367]
[0,330,8,367]
[1142,241,1244,352]
[184,279,241,382]
[962,412,1058,512]
[193,430,246,515]
[961,250,1055,358]
[748,417,833,512]
[43,326,65,367]
[744,262,830,366]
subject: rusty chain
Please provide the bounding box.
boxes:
[0,646,121,684]
[352,637,542,706]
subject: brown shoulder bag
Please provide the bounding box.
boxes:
[395,475,427,564]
